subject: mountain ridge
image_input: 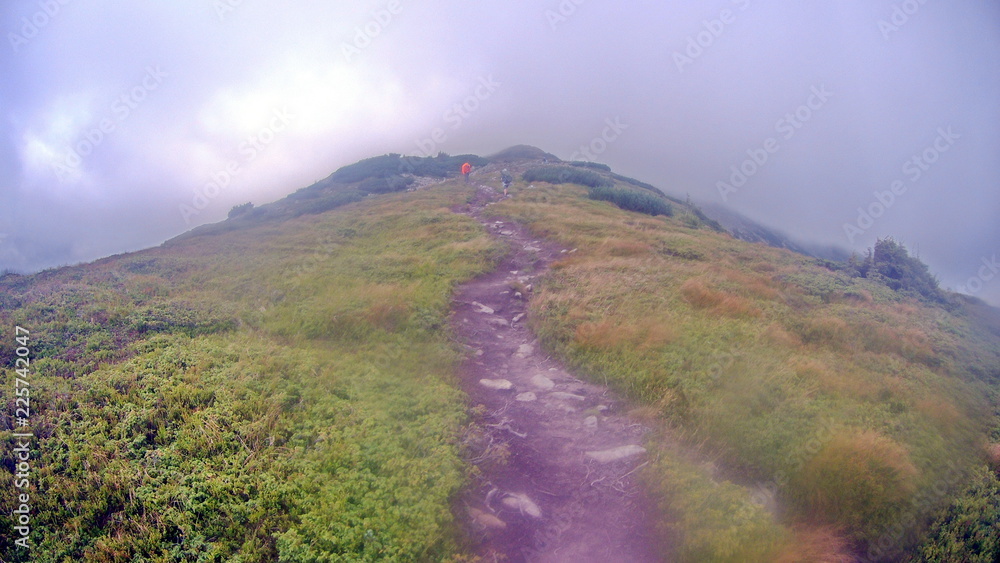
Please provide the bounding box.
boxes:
[1,146,999,561]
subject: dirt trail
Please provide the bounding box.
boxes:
[451,182,663,562]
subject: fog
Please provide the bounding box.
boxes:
[2,0,998,304]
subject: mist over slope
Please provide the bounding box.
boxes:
[699,202,851,262]
[1,147,998,561]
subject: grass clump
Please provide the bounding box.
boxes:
[792,430,920,537]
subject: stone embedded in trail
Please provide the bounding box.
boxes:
[479,379,514,390]
[550,392,586,401]
[501,493,542,518]
[516,392,537,402]
[468,507,507,531]
[512,313,526,323]
[472,301,495,314]
[500,230,514,236]
[585,445,647,464]
[583,415,598,430]
[530,374,555,390]
[515,343,534,358]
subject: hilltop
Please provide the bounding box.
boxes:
[1,146,999,561]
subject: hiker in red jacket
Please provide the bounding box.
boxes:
[461,162,471,183]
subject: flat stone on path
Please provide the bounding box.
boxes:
[501,493,542,518]
[479,378,514,390]
[550,392,586,401]
[515,343,534,358]
[471,301,495,314]
[530,374,555,390]
[516,392,537,402]
[468,507,507,531]
[585,444,647,464]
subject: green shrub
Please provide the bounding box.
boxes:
[609,172,660,193]
[331,153,488,183]
[588,185,673,216]
[849,238,943,302]
[358,174,414,195]
[522,166,613,189]
[569,160,612,172]
[917,466,1000,562]
[228,202,254,219]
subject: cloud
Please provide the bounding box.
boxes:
[0,0,998,305]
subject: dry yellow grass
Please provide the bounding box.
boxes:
[714,267,783,301]
[765,323,803,349]
[680,278,762,318]
[797,430,919,532]
[915,396,963,428]
[774,526,853,563]
[575,317,677,350]
[600,238,651,257]
[986,443,1000,471]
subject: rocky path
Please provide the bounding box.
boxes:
[451,184,662,562]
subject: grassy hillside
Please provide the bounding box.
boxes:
[2,150,998,561]
[488,177,1000,561]
[0,183,503,561]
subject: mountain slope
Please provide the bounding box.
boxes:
[0,183,503,561]
[699,202,851,261]
[486,166,1000,560]
[1,147,998,561]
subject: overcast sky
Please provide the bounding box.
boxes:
[2,1,998,305]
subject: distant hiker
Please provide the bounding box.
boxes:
[501,169,513,196]
[461,162,472,183]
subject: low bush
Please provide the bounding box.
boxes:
[609,172,663,195]
[918,465,1000,562]
[331,153,488,183]
[358,174,414,195]
[849,237,943,302]
[569,160,612,172]
[228,202,254,218]
[522,166,613,189]
[588,185,673,216]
